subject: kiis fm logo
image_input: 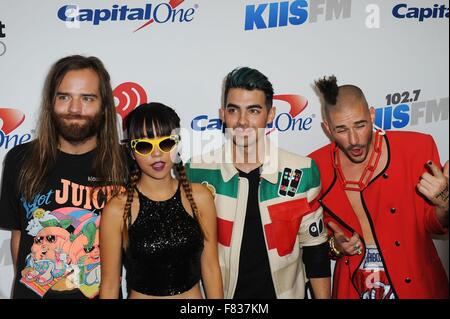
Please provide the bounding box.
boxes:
[58,1,197,31]
[191,94,314,134]
[245,0,352,31]
[374,89,449,130]
[0,108,31,149]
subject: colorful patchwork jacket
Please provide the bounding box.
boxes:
[186,141,328,298]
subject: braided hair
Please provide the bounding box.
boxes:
[175,160,207,238]
[122,161,140,249]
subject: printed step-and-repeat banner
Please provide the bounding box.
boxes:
[0,0,448,298]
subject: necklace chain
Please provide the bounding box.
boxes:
[334,130,384,192]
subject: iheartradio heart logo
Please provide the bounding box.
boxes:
[113,82,148,122]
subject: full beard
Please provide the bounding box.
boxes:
[52,111,104,143]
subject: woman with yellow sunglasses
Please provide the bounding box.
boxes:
[99,103,223,299]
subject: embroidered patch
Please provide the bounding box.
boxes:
[308,218,324,237]
[278,168,303,197]
[279,168,292,196]
[288,169,302,197]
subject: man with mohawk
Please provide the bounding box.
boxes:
[309,76,448,299]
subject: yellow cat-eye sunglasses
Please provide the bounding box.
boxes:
[129,135,180,157]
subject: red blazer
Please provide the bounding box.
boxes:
[309,131,449,299]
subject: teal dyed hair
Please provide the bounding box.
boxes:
[223,67,274,109]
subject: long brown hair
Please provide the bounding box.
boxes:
[19,55,127,201]
[121,103,207,249]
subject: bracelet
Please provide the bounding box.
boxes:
[328,236,344,259]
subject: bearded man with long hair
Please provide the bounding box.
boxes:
[0,55,127,299]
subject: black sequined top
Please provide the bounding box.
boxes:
[124,183,204,296]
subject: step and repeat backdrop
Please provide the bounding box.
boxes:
[0,0,448,298]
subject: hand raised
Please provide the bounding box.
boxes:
[417,161,449,210]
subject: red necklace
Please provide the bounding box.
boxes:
[334,130,384,192]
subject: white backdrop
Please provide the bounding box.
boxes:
[0,0,448,298]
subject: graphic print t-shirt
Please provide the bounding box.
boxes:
[0,142,113,299]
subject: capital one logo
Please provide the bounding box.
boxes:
[392,3,449,22]
[58,0,197,31]
[267,94,313,134]
[113,82,148,123]
[267,94,312,134]
[191,94,314,134]
[135,0,189,32]
[0,108,32,149]
[0,108,24,135]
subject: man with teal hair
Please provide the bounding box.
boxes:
[186,67,331,299]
